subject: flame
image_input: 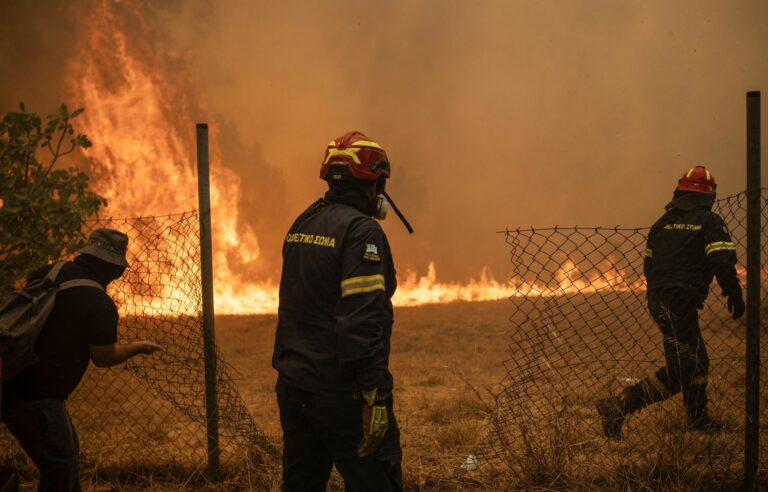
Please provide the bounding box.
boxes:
[70,0,267,315]
[67,0,644,316]
[395,263,515,305]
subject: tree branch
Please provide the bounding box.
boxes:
[44,119,69,176]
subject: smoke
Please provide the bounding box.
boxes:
[2,0,767,282]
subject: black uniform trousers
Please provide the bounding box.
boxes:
[276,377,403,492]
[624,287,710,423]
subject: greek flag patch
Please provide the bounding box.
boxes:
[363,243,381,262]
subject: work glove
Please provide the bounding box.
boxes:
[724,288,745,320]
[357,388,389,457]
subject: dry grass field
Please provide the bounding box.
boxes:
[212,300,512,491]
[3,298,766,490]
[3,301,512,491]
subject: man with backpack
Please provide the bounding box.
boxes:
[0,228,162,492]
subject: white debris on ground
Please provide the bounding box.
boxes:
[620,377,641,384]
[460,453,480,472]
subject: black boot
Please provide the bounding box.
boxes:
[596,375,671,440]
[596,396,625,440]
[684,380,728,433]
[688,414,729,433]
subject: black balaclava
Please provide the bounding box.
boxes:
[323,171,413,232]
[666,189,716,212]
[324,177,381,217]
[74,254,126,288]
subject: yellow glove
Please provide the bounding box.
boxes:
[357,388,389,457]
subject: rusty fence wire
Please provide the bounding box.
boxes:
[474,190,768,488]
[1,211,276,475]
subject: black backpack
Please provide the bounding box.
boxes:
[0,262,104,381]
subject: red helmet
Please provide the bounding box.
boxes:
[677,165,716,194]
[320,131,391,181]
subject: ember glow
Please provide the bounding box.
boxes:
[67,0,644,315]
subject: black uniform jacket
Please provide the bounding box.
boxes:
[643,192,740,301]
[272,191,396,397]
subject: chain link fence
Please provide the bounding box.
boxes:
[473,189,767,488]
[1,211,276,476]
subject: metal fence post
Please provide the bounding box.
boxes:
[196,123,221,478]
[745,91,761,492]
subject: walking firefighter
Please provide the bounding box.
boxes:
[596,165,745,440]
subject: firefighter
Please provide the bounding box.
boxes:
[596,166,745,440]
[272,131,403,491]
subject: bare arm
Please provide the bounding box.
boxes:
[89,340,163,368]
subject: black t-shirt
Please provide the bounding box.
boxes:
[3,260,119,400]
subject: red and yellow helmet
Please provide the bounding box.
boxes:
[320,131,391,181]
[677,165,716,194]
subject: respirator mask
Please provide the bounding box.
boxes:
[373,195,390,220]
[372,177,413,234]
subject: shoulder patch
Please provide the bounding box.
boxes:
[362,243,381,262]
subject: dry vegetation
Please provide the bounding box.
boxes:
[2,299,765,490]
[211,300,513,491]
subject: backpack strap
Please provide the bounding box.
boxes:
[58,279,105,292]
[44,262,105,292]
[45,261,66,283]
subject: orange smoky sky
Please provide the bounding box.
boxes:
[1,0,767,283]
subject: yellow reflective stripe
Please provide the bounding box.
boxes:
[327,140,337,147]
[645,248,653,258]
[705,241,735,255]
[648,374,672,398]
[690,375,708,386]
[686,168,694,178]
[342,283,385,297]
[341,274,385,297]
[707,245,736,255]
[705,169,711,181]
[341,274,385,287]
[351,140,383,149]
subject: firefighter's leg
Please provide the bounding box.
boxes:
[276,378,334,492]
[596,291,682,440]
[657,293,723,430]
[682,327,717,430]
[323,396,403,492]
[596,365,679,440]
[652,289,689,390]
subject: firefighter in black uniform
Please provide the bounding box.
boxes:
[597,166,745,439]
[273,131,402,491]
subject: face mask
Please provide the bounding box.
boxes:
[374,195,390,220]
[366,178,414,234]
[382,191,414,234]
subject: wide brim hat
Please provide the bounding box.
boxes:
[79,228,129,267]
